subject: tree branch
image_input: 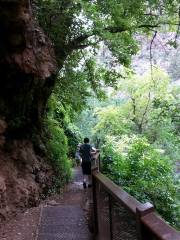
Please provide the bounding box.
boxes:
[66,33,93,50]
[137,24,160,29]
[174,6,180,48]
[104,24,160,33]
[150,30,157,84]
[139,92,151,133]
[130,96,138,125]
[104,26,128,33]
[65,23,160,52]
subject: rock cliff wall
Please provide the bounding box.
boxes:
[0,0,58,222]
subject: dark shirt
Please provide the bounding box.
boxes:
[79,143,92,162]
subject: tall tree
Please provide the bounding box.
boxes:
[36,0,180,119]
[37,0,180,67]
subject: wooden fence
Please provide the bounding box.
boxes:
[91,154,179,240]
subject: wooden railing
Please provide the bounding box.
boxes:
[91,154,179,240]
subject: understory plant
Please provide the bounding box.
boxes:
[45,118,72,191]
[102,135,179,229]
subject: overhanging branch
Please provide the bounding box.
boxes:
[66,33,93,50]
[65,23,162,51]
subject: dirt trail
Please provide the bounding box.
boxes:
[0,167,92,240]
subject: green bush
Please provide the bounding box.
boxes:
[102,135,179,229]
[64,124,82,159]
[45,118,72,190]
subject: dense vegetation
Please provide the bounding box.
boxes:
[58,66,180,227]
[75,69,179,228]
[33,0,180,229]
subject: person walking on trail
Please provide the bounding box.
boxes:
[79,137,96,189]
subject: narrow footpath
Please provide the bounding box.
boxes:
[36,167,93,240]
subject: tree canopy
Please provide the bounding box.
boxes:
[35,0,180,114]
[36,0,180,67]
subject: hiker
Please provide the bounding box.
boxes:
[79,137,96,188]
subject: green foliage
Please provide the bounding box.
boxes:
[45,118,72,190]
[75,109,98,140]
[102,136,179,229]
[116,68,171,132]
[64,124,82,158]
[93,105,132,138]
[36,0,180,123]
[36,0,180,80]
[93,69,180,158]
[47,93,83,165]
[47,93,71,125]
[76,68,179,229]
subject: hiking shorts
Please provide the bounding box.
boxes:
[81,161,91,175]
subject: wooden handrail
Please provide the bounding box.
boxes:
[93,171,141,214]
[141,212,179,240]
[92,167,179,240]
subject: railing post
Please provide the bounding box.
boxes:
[108,194,113,240]
[92,169,99,238]
[136,202,154,240]
[98,154,101,172]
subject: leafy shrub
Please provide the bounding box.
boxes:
[102,135,179,229]
[64,123,82,159]
[45,118,72,190]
